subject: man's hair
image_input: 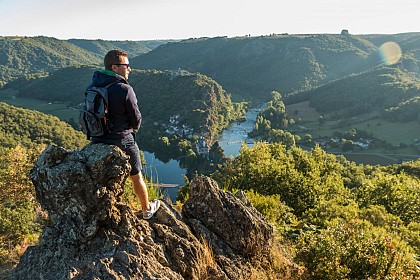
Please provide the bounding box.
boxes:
[104,50,128,70]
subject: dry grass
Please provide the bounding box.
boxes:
[196,238,219,279]
[172,201,183,214]
[249,234,308,280]
[193,234,308,280]
[0,234,39,279]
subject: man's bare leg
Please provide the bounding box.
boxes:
[129,172,149,211]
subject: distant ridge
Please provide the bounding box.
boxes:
[1,33,419,124]
[0,36,172,86]
[306,66,420,119]
[131,33,381,101]
[67,39,151,57]
[0,36,101,86]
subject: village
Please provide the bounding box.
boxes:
[312,136,373,151]
[163,114,211,157]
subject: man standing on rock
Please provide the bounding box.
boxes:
[87,50,160,219]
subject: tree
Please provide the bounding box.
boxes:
[318,115,325,126]
[303,134,312,144]
[342,140,353,151]
[268,129,295,148]
[296,219,418,279]
[344,128,357,140]
[209,141,225,164]
[0,145,45,269]
[289,118,295,126]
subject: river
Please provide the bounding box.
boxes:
[142,152,186,202]
[216,106,262,157]
[143,106,263,201]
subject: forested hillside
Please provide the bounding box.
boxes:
[362,32,420,59]
[131,34,379,101]
[0,36,101,86]
[0,102,88,273]
[4,66,244,139]
[2,34,420,158]
[2,33,419,116]
[67,39,151,57]
[0,102,88,149]
[67,39,176,57]
[130,70,244,139]
[361,32,420,77]
[304,66,420,118]
[0,36,161,87]
[5,66,98,105]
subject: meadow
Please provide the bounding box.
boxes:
[286,101,420,164]
[0,90,78,122]
[287,101,420,146]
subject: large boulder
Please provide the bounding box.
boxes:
[8,144,274,280]
[182,176,273,278]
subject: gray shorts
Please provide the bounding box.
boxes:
[92,134,142,176]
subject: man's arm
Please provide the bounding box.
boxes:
[125,87,142,130]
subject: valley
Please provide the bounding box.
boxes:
[287,100,420,163]
[1,33,420,278]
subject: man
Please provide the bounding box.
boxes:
[87,50,160,219]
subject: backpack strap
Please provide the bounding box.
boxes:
[101,81,119,104]
[101,81,120,132]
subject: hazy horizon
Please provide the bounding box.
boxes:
[1,0,419,41]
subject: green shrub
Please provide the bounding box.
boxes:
[0,200,38,236]
[355,173,420,224]
[399,222,420,256]
[245,190,296,226]
[296,219,419,279]
[303,199,360,228]
[360,205,405,230]
[216,142,353,216]
[176,176,190,204]
[0,199,43,273]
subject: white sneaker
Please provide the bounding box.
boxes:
[143,200,161,220]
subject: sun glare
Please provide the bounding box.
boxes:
[378,41,402,65]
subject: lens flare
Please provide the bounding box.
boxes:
[378,41,402,65]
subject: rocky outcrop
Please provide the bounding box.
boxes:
[182,176,273,279]
[8,144,274,280]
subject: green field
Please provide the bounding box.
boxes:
[287,101,420,146]
[333,152,420,165]
[287,101,420,165]
[346,154,395,165]
[309,120,420,146]
[0,93,79,122]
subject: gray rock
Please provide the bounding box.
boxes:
[8,144,274,280]
[182,176,273,279]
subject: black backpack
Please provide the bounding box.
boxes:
[79,82,117,139]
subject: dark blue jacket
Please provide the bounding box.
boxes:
[88,70,142,139]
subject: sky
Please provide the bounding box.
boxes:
[1,0,419,41]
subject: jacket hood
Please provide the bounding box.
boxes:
[88,70,127,88]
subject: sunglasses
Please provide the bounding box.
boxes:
[114,63,130,68]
